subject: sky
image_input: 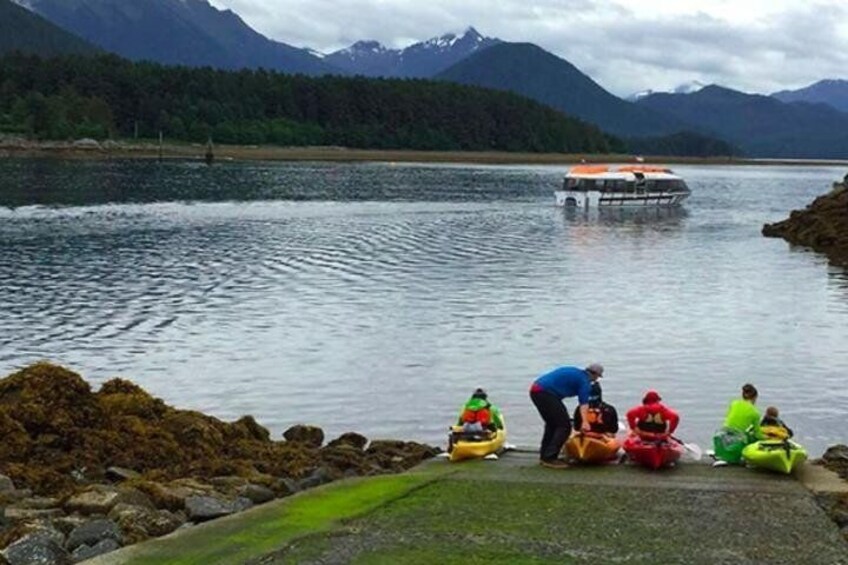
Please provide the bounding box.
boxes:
[207,0,848,98]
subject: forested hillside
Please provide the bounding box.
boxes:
[0,53,620,153]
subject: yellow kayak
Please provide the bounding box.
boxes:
[564,432,621,463]
[448,418,507,462]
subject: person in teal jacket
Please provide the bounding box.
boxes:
[713,383,765,465]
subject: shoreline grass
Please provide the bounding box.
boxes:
[3,139,848,167]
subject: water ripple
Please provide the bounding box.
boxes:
[0,161,846,454]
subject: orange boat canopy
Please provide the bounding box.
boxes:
[568,165,673,175]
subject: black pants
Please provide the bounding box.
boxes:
[530,390,572,461]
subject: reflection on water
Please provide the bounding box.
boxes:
[0,160,847,455]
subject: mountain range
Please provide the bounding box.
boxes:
[772,80,848,114]
[1,0,99,56]
[5,0,848,158]
[12,0,336,75]
[637,85,848,159]
[324,27,500,78]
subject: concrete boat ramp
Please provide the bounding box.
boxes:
[88,451,848,564]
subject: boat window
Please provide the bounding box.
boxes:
[580,179,597,190]
[625,181,635,193]
[565,178,579,189]
[645,180,657,191]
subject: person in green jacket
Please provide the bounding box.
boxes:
[713,383,764,466]
[456,388,504,433]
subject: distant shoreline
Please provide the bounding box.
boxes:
[2,139,848,167]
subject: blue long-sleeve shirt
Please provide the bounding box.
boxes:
[532,366,592,404]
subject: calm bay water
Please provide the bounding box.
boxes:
[0,159,846,454]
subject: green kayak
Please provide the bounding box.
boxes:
[742,439,807,475]
[712,427,751,464]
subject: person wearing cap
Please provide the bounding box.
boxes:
[573,381,619,435]
[626,390,680,440]
[530,363,604,468]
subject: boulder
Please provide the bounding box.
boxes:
[237,484,275,505]
[296,467,335,491]
[1,531,70,565]
[66,519,122,551]
[107,503,184,544]
[72,139,101,150]
[70,538,120,562]
[128,480,212,512]
[273,478,300,498]
[64,485,151,515]
[184,496,237,523]
[105,467,140,483]
[0,476,14,493]
[3,508,64,521]
[283,425,324,448]
[327,432,368,450]
[821,444,848,479]
[762,182,848,265]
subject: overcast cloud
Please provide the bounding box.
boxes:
[209,0,848,97]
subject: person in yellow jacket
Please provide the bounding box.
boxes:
[713,383,765,465]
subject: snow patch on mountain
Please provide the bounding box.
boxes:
[627,81,707,101]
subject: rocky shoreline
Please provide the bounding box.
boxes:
[0,363,439,564]
[816,445,848,540]
[762,178,848,265]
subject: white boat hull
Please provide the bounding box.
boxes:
[554,189,689,208]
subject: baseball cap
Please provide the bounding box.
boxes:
[586,363,604,377]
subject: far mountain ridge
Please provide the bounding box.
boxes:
[14,0,340,75]
[436,42,691,137]
[637,85,848,158]
[773,79,848,113]
[1,0,99,56]
[325,27,500,78]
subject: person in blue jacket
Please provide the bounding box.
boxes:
[530,363,604,468]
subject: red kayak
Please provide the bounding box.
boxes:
[623,434,684,470]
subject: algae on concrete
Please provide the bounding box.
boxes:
[94,453,848,565]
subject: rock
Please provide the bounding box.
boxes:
[1,531,70,565]
[0,490,33,504]
[52,516,88,536]
[3,508,64,521]
[283,425,324,448]
[64,486,151,515]
[273,478,299,497]
[229,416,270,442]
[232,497,253,513]
[72,138,101,150]
[70,538,120,562]
[296,467,335,490]
[107,503,184,544]
[833,507,848,528]
[208,476,248,491]
[105,467,140,483]
[66,519,122,551]
[237,484,274,505]
[762,182,848,265]
[0,476,14,493]
[823,444,848,463]
[327,432,368,450]
[132,480,214,513]
[11,497,60,510]
[184,496,237,523]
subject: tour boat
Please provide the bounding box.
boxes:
[555,165,690,208]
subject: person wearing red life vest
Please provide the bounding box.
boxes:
[626,390,679,440]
